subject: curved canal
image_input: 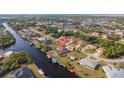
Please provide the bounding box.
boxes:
[2,23,77,78]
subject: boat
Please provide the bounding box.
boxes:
[22,35,25,39]
[56,61,63,66]
[51,58,58,64]
[46,54,51,59]
[67,67,75,74]
[29,42,33,46]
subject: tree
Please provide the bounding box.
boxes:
[41,45,52,53]
[108,34,121,41]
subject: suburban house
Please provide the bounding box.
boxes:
[65,45,75,51]
[21,28,37,37]
[103,65,124,78]
[115,31,123,36]
[65,38,74,46]
[54,47,68,55]
[10,67,34,78]
[37,37,52,45]
[78,58,97,70]
[90,32,99,37]
[46,50,58,58]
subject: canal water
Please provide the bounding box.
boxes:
[2,23,77,78]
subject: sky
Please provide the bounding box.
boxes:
[0,0,123,14]
[0,14,124,17]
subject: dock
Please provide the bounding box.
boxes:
[27,63,45,78]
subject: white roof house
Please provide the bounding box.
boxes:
[103,65,124,78]
[78,59,97,70]
[4,51,13,57]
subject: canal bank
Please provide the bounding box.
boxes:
[2,23,77,78]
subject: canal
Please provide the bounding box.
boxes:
[2,23,77,78]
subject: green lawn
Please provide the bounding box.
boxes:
[0,32,15,47]
[0,51,33,76]
[54,51,105,78]
[84,48,96,54]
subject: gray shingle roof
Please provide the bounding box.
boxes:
[78,59,97,69]
[103,65,124,78]
[11,67,34,78]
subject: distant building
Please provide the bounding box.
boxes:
[10,67,34,78]
[58,29,62,32]
[69,56,76,61]
[22,28,37,36]
[47,50,58,58]
[65,45,74,51]
[103,65,124,78]
[78,59,97,70]
[54,47,68,55]
[90,32,99,37]
[37,37,52,45]
[115,31,123,36]
[51,58,57,63]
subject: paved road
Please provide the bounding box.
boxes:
[81,49,124,63]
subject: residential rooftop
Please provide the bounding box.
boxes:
[103,65,124,78]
